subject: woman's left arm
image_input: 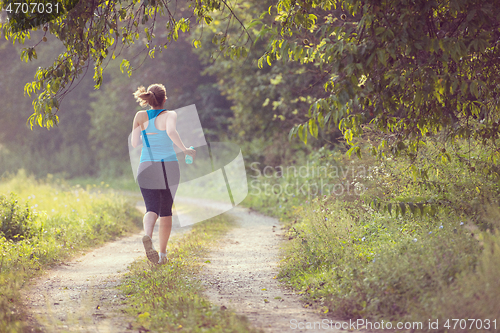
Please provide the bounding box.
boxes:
[166,111,196,158]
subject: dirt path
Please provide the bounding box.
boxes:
[199,205,366,333]
[22,197,367,333]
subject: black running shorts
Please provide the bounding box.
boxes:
[137,160,180,217]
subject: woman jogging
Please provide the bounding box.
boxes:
[131,83,196,265]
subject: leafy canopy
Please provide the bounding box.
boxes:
[257,0,500,161]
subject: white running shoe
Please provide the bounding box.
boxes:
[158,252,168,265]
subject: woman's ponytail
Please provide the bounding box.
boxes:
[133,84,166,108]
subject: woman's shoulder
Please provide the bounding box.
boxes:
[134,109,149,118]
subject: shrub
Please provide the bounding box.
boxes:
[0,193,37,241]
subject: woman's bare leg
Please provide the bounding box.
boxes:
[158,216,172,253]
[143,211,158,238]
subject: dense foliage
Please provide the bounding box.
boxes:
[259,0,500,161]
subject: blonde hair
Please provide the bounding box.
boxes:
[133,84,167,108]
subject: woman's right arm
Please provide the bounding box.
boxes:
[131,112,143,148]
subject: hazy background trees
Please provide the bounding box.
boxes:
[1,0,499,180]
[0,23,233,178]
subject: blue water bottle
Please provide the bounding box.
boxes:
[185,146,194,164]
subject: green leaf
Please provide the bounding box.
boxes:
[346,146,356,158]
[355,146,361,159]
[247,20,262,29]
[204,16,213,25]
[309,118,318,138]
[119,59,130,74]
[297,124,304,141]
[414,91,422,106]
[302,123,308,144]
[288,126,296,141]
[376,49,387,67]
[470,81,479,98]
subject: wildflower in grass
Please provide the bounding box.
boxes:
[279,205,282,208]
[362,237,365,241]
[460,222,464,226]
[372,259,376,262]
[429,231,432,234]
[413,238,417,242]
[325,218,328,221]
[439,225,443,229]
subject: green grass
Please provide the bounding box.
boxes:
[0,170,142,332]
[278,199,480,321]
[67,173,138,192]
[244,140,500,330]
[118,214,260,333]
[409,206,500,332]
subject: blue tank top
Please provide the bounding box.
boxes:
[139,109,178,163]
